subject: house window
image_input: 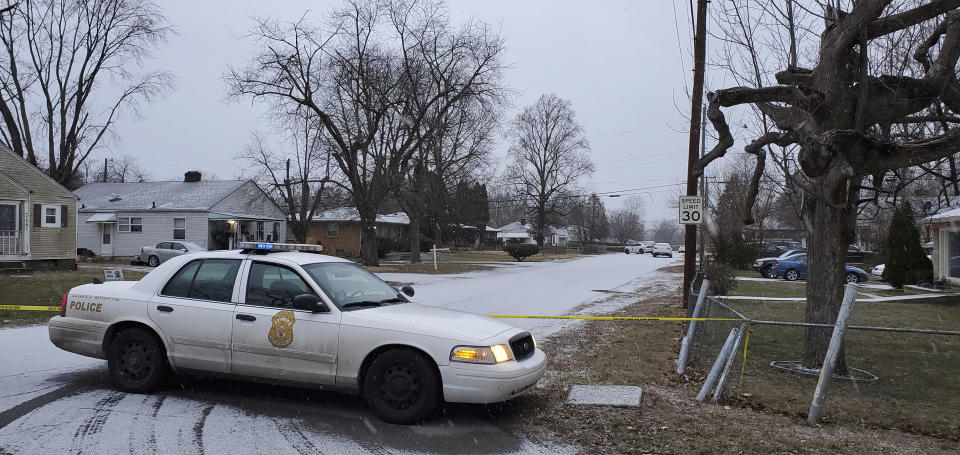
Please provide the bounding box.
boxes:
[273,222,280,241]
[118,217,142,233]
[256,221,265,241]
[41,205,60,227]
[174,218,186,240]
[949,231,960,279]
[327,222,339,238]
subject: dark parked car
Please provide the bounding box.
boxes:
[747,242,785,258]
[846,245,873,263]
[753,249,806,278]
[769,253,869,284]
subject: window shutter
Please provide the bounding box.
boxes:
[33,204,40,227]
[61,205,68,227]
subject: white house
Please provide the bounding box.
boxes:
[496,220,569,246]
[74,172,286,257]
[929,206,960,283]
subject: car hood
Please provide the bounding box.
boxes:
[340,303,518,343]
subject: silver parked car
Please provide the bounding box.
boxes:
[138,241,206,266]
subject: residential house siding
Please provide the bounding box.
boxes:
[0,146,77,265]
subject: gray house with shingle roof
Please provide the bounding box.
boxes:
[74,172,286,257]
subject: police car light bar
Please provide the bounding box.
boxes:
[237,242,323,253]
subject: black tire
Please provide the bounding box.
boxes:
[624,249,629,254]
[845,272,860,284]
[147,255,160,267]
[363,349,440,424]
[107,327,167,393]
[784,269,799,281]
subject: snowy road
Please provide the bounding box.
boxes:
[0,253,678,454]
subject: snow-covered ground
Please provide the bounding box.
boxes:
[0,253,678,454]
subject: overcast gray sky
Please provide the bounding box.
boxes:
[111,0,697,223]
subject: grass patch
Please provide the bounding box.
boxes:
[728,279,807,298]
[0,269,146,327]
[500,280,956,453]
[365,262,493,275]
[721,299,960,438]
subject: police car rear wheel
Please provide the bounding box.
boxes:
[363,349,439,424]
[108,328,167,393]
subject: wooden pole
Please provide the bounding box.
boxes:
[683,0,709,309]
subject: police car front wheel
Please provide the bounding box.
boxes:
[363,349,440,424]
[107,327,167,393]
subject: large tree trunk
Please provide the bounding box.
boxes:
[358,205,380,266]
[408,215,422,264]
[802,192,853,375]
[291,221,308,244]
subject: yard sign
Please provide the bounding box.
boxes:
[678,196,703,225]
[104,269,124,281]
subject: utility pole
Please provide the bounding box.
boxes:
[683,0,709,309]
[699,104,707,273]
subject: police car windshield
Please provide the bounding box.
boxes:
[302,262,405,309]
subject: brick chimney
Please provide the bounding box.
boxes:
[184,171,202,182]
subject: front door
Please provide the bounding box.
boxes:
[101,224,114,256]
[0,202,19,255]
[231,260,340,385]
[149,258,242,373]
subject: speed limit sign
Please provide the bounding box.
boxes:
[678,196,703,225]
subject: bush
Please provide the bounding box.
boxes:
[504,243,540,262]
[377,238,407,259]
[704,262,737,296]
[882,201,934,288]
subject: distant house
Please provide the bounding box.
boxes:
[74,172,285,257]
[301,208,410,257]
[928,207,960,283]
[496,220,569,247]
[0,146,78,270]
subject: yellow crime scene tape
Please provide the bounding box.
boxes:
[0,305,60,311]
[487,314,742,322]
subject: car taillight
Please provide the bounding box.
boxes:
[773,261,779,267]
[60,294,68,316]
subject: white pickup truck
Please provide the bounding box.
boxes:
[49,242,546,424]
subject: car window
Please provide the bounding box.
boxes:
[160,259,241,303]
[157,242,171,249]
[796,255,807,263]
[245,262,315,309]
[303,262,402,308]
[171,242,186,251]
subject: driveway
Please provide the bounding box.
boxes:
[0,253,677,454]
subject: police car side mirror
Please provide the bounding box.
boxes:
[293,294,327,312]
[400,285,415,297]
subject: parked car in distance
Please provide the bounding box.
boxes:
[639,241,655,253]
[138,241,206,267]
[677,245,685,253]
[769,253,869,283]
[846,245,873,263]
[624,244,643,254]
[652,243,673,257]
[871,264,885,277]
[747,241,785,258]
[754,249,806,278]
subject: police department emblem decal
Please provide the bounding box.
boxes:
[268,310,295,348]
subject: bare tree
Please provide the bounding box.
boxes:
[506,94,594,246]
[240,115,336,244]
[0,0,172,188]
[85,154,150,183]
[608,209,641,244]
[700,0,960,372]
[652,218,682,245]
[227,0,505,265]
[568,193,607,246]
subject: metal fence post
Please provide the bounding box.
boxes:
[712,322,748,402]
[807,283,858,424]
[697,325,742,402]
[677,279,710,374]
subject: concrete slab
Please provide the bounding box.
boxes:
[566,385,642,407]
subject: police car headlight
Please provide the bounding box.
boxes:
[450,345,513,364]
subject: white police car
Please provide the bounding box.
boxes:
[49,242,546,424]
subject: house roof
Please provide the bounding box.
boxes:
[75,180,249,212]
[931,205,960,221]
[0,145,78,199]
[312,207,410,225]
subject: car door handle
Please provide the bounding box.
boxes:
[236,314,256,321]
[157,305,173,313]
